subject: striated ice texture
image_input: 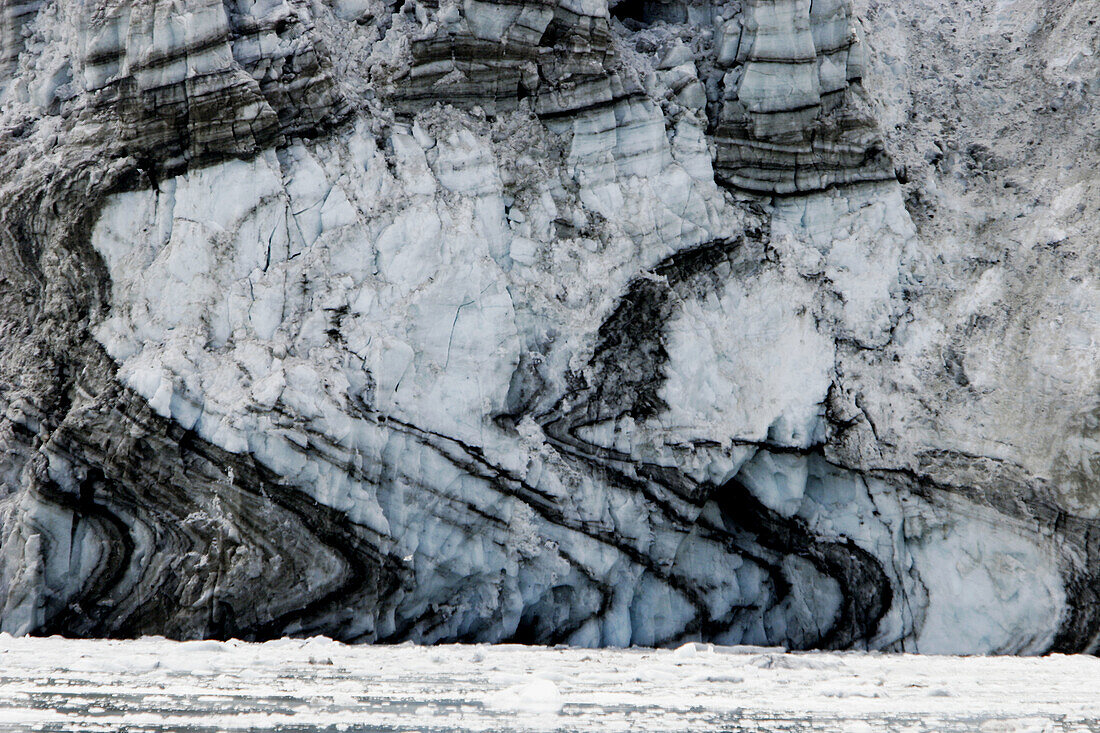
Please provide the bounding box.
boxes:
[0,0,1097,654]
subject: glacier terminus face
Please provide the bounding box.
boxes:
[0,0,1097,655]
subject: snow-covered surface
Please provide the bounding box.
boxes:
[0,635,1097,732]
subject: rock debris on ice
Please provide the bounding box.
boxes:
[0,0,1097,656]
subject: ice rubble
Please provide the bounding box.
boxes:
[0,635,1098,731]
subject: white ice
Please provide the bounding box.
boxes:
[0,635,1097,732]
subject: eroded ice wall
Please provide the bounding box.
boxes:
[0,0,1097,653]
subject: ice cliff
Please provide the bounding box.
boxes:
[0,0,1097,654]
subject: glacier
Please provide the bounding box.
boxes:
[0,0,1097,655]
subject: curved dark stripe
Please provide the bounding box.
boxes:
[34,471,135,637]
[712,477,891,649]
[521,222,894,648]
[4,3,1100,654]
